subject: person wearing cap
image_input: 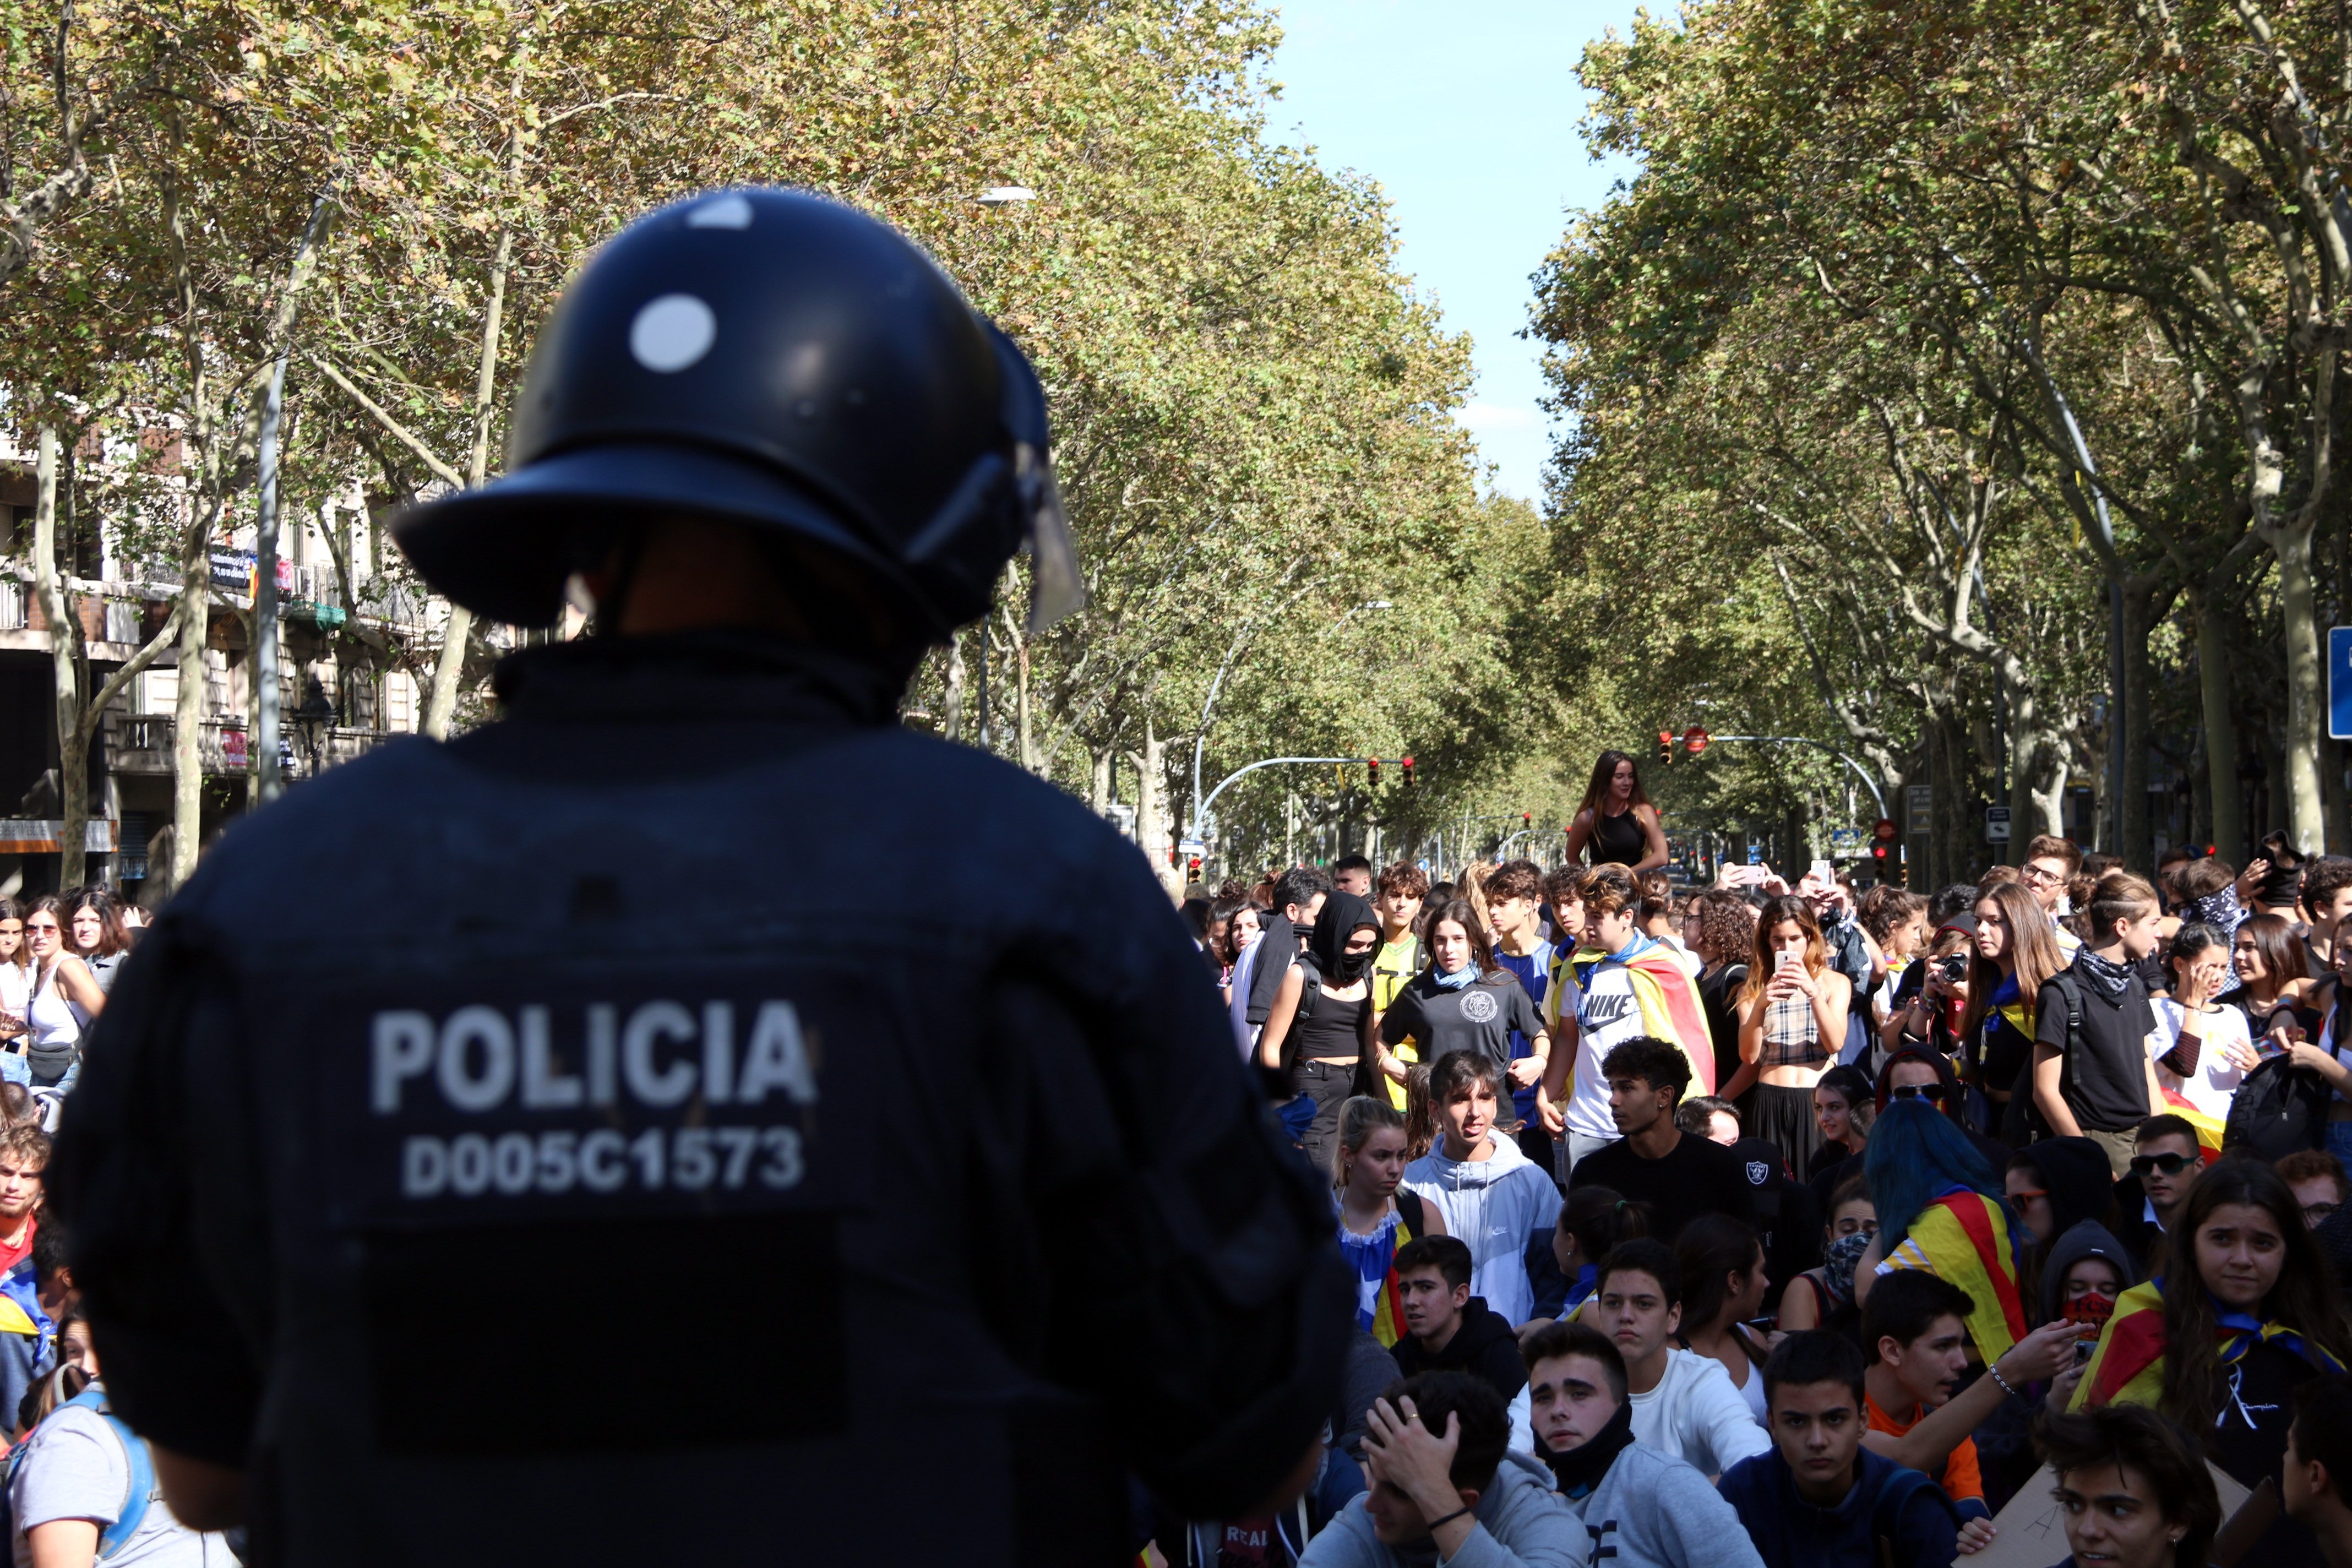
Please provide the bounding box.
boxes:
[45,188,1349,1567]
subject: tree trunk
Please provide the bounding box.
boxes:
[943,632,965,743]
[1088,747,1110,815]
[2118,583,2159,870]
[1130,716,1173,892]
[423,220,513,741]
[2006,676,2044,858]
[170,517,211,891]
[2274,522,2328,854]
[31,429,89,890]
[2192,586,2245,864]
[1016,636,1033,773]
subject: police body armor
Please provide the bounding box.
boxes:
[62,641,1348,1566]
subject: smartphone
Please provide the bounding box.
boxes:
[1807,859,1834,884]
[1775,951,1796,974]
[2073,1337,2095,1366]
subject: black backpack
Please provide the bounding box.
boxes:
[2223,1052,2333,1161]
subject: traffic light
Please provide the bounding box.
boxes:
[1188,854,1203,880]
[1658,730,1674,767]
[1368,757,1381,788]
[1522,812,1532,828]
[1871,841,1890,870]
[1402,756,1415,788]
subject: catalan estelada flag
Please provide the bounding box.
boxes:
[2075,1279,2347,1412]
[1365,1211,1423,1351]
[1882,1188,2028,1362]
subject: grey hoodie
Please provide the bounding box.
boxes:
[2037,1219,2138,1325]
[1401,1138,1562,1326]
[1567,1442,1764,1568]
[1298,1450,1590,1568]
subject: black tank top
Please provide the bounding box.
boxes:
[1290,973,1369,1062]
[1589,806,1645,867]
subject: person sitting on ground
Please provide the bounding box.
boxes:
[1858,1272,1999,1544]
[1855,1101,2033,1368]
[1675,1216,1774,1427]
[1716,1331,1962,1568]
[2074,1157,2352,1565]
[1566,1038,1754,1245]
[1401,1053,1562,1329]
[1389,1236,1533,1447]
[1332,1096,1446,1350]
[2285,1150,2352,1228]
[2038,1403,2222,1568]
[1528,1185,1648,1326]
[1674,1096,1740,1145]
[2111,1113,2203,1275]
[1778,1175,1873,1340]
[1589,1238,1770,1478]
[6,1312,225,1565]
[2287,1374,2352,1568]
[1300,1371,1584,1568]
[1521,1320,1763,1568]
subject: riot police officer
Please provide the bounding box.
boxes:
[49,188,1349,1567]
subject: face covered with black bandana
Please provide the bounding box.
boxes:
[1308,890,1382,985]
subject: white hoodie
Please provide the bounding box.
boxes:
[1627,1348,1771,1478]
[1401,1136,1562,1326]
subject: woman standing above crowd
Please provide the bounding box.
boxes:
[1562,749,1668,873]
[1726,894,1851,1180]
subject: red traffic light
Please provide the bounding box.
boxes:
[1522,812,1532,827]
[1658,731,1674,765]
[1368,757,1381,788]
[1402,756,1415,788]
[1871,842,1890,862]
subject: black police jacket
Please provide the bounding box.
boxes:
[50,634,1350,1568]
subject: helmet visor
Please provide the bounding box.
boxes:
[1019,443,1085,633]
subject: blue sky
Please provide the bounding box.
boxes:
[1265,1,1645,502]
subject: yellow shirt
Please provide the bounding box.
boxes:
[1373,933,1422,1109]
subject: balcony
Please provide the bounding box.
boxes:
[102,711,399,778]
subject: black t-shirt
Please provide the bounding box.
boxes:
[1697,963,1749,1102]
[1381,971,1543,1069]
[2036,959,2155,1134]
[1568,1129,1756,1244]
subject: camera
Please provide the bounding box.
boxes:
[1937,954,1969,983]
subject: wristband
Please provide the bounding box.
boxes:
[1987,1364,2019,1399]
[1425,1505,1474,1532]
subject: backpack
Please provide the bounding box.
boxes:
[3,1386,154,1559]
[1870,1463,1956,1568]
[2224,1052,2333,1161]
[1999,973,2081,1146]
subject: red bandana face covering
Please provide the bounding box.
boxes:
[2064,1289,2117,1332]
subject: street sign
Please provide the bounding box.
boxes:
[1985,805,2012,843]
[1828,827,1864,851]
[2333,627,2352,739]
[1684,726,1710,755]
[1872,817,1898,841]
[1907,784,1932,835]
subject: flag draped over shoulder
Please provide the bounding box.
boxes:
[1621,949,1714,1096]
[2074,1279,2348,1413]
[2156,1087,2226,1162]
[1882,1188,2028,1362]
[1366,1210,1421,1351]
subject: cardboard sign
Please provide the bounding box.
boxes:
[1966,1460,2251,1568]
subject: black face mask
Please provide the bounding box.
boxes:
[1309,891,1379,984]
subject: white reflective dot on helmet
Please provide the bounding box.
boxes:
[684,193,755,230]
[628,293,717,373]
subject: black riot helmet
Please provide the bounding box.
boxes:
[390,187,1084,638]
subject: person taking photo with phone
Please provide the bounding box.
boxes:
[1728,896,1851,1181]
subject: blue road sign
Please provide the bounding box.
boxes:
[2334,628,2352,741]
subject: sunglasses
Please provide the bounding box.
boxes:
[1888,1083,1946,1104]
[2129,1152,2196,1177]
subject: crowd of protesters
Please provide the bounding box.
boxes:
[1168,746,2352,1567]
[0,886,226,1564]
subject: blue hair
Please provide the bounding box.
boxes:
[1865,1099,2029,1259]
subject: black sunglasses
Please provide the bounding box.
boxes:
[1888,1083,1946,1104]
[2129,1152,2196,1177]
